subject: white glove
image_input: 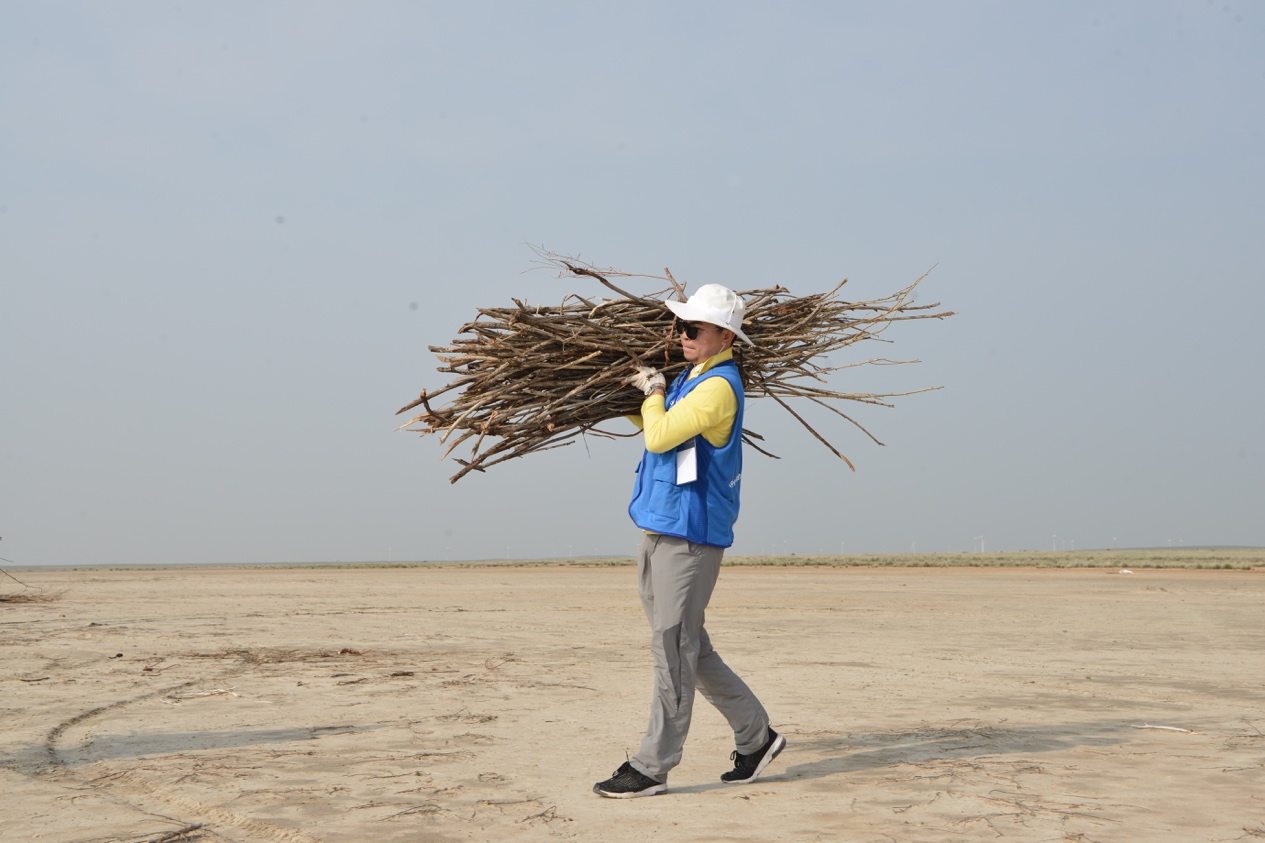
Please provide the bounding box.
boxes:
[628,365,666,396]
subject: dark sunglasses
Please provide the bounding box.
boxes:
[672,318,709,340]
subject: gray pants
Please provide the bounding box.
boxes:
[630,533,770,783]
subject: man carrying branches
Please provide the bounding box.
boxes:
[593,284,786,799]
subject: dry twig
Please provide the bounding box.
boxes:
[160,687,238,705]
[398,248,952,482]
[128,823,205,843]
[0,558,62,602]
[0,591,64,604]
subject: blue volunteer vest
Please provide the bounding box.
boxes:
[628,360,745,548]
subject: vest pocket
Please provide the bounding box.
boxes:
[648,478,682,515]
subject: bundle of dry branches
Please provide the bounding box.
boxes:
[397,250,952,483]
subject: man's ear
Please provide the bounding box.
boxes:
[722,330,736,348]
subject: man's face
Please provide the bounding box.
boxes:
[677,319,734,364]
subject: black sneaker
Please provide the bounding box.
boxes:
[593,761,667,798]
[721,727,786,783]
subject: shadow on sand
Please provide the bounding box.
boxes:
[669,720,1128,794]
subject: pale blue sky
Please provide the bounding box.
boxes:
[2,1,1261,565]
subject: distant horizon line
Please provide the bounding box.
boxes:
[6,545,1263,571]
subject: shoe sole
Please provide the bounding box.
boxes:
[592,782,667,799]
[723,733,786,784]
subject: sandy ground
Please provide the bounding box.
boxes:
[2,564,1263,843]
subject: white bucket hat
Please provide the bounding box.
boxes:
[665,284,754,346]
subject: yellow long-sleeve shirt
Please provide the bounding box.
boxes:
[627,348,738,453]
